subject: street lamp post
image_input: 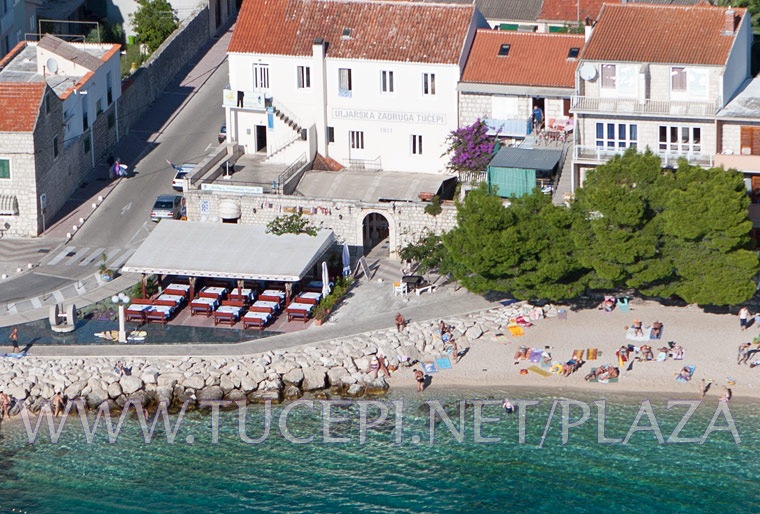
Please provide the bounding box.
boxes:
[111,293,130,343]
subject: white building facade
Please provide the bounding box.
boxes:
[225,0,486,174]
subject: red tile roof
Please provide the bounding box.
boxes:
[0,82,45,132]
[462,30,584,87]
[582,4,745,65]
[228,0,475,64]
[539,0,606,22]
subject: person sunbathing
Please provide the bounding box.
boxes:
[562,358,582,377]
[640,345,654,361]
[632,319,644,337]
[720,386,732,402]
[671,345,684,360]
[598,297,616,312]
[585,366,606,381]
[513,346,529,363]
[599,366,619,381]
[676,366,694,382]
[651,321,663,339]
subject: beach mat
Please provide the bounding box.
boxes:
[0,352,27,359]
[422,361,438,373]
[529,350,542,363]
[494,333,510,345]
[527,365,551,377]
[676,365,695,383]
[626,326,652,342]
[436,357,452,370]
[508,325,525,337]
[586,349,599,360]
[540,356,553,369]
[650,327,663,340]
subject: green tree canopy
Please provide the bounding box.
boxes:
[266,213,317,236]
[572,148,673,291]
[443,184,591,300]
[131,0,178,53]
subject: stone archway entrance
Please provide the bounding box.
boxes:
[362,212,390,255]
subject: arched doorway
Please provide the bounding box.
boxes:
[362,212,390,255]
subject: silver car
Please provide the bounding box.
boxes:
[150,194,183,222]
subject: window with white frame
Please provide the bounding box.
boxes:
[671,67,687,92]
[297,66,310,88]
[339,68,352,97]
[659,126,701,154]
[253,64,269,90]
[350,130,364,149]
[595,122,637,148]
[422,73,436,95]
[411,135,422,155]
[601,64,616,89]
[381,70,394,93]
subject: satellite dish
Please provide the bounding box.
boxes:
[46,58,58,74]
[579,63,597,81]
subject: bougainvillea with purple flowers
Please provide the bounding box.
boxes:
[443,119,498,173]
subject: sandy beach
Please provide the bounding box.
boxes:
[388,299,760,399]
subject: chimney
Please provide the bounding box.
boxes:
[723,8,737,35]
[584,18,594,42]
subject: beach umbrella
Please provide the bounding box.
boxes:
[342,243,351,276]
[322,261,330,298]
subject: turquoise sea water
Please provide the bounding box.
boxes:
[0,389,759,513]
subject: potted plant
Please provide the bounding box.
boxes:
[99,253,114,282]
[313,303,328,326]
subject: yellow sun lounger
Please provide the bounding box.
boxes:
[508,325,524,337]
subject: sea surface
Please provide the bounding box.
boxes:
[0,388,758,513]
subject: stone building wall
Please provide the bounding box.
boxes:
[0,130,37,237]
[184,191,458,257]
[459,92,492,127]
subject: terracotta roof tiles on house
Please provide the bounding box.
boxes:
[0,82,46,132]
[538,0,605,23]
[228,0,476,64]
[581,4,745,65]
[462,30,584,87]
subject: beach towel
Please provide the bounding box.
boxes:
[676,366,696,383]
[586,349,598,360]
[618,298,630,312]
[657,352,667,362]
[436,357,452,370]
[422,361,438,373]
[508,325,524,337]
[0,352,26,359]
[626,326,652,342]
[572,349,584,361]
[540,353,553,368]
[527,365,551,377]
[650,327,664,340]
[495,333,510,345]
[588,368,619,383]
[529,350,543,363]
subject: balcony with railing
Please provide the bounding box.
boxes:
[714,153,760,172]
[575,145,712,166]
[222,88,267,111]
[571,96,720,118]
[484,117,532,138]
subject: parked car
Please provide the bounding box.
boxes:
[171,163,196,191]
[218,122,227,143]
[150,194,183,222]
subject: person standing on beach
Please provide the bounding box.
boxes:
[0,392,10,419]
[52,393,65,417]
[414,369,425,392]
[395,313,405,332]
[739,307,750,331]
[9,327,19,353]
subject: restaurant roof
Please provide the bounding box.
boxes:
[123,221,335,282]
[489,147,562,172]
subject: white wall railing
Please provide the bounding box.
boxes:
[571,96,720,117]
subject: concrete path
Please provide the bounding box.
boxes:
[24,289,497,358]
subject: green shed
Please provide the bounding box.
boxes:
[487,147,562,198]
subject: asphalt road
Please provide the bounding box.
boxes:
[74,61,228,248]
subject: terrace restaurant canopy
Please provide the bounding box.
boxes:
[122,220,335,282]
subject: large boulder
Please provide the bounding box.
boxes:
[107,381,123,399]
[157,372,184,388]
[224,389,247,402]
[64,379,87,399]
[465,324,483,340]
[283,385,302,400]
[197,386,224,402]
[86,386,109,408]
[327,367,349,387]
[302,366,327,391]
[247,389,283,404]
[120,376,144,395]
[282,368,304,387]
[345,383,366,397]
[240,375,258,392]
[364,376,389,395]
[219,375,235,394]
[156,386,174,406]
[183,375,205,390]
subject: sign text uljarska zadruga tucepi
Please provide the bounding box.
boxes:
[17,398,741,446]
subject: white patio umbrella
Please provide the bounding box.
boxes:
[342,243,351,277]
[322,261,330,298]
